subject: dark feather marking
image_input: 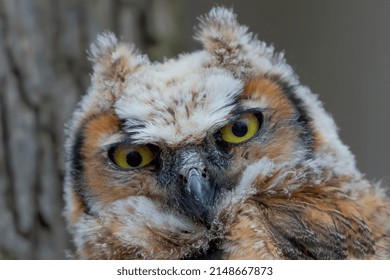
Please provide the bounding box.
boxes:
[266,75,314,159]
[69,126,92,215]
[260,197,375,259]
[283,86,314,159]
[122,118,146,133]
[70,127,83,174]
[265,206,346,259]
[183,239,223,260]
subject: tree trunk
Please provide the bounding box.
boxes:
[0,0,184,259]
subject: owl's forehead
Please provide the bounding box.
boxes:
[114,55,244,145]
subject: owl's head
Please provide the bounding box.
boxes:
[64,7,360,259]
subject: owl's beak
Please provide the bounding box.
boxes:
[177,148,216,226]
[186,167,209,205]
[184,167,214,227]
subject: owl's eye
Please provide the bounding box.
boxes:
[108,145,155,170]
[220,112,262,144]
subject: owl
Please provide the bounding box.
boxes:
[63,7,390,259]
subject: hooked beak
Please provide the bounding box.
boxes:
[184,167,214,226]
[186,168,209,205]
[178,149,216,227]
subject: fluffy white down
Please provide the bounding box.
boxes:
[72,196,203,256]
[115,58,243,144]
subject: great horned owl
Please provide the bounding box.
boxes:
[63,7,390,259]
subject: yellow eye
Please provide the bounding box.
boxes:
[221,113,261,144]
[108,145,155,170]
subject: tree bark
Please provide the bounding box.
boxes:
[0,0,184,259]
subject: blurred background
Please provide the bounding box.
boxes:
[0,0,389,259]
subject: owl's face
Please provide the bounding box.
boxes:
[64,8,361,259]
[76,66,308,225]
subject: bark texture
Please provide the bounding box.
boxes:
[0,0,184,259]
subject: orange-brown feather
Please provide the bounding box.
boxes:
[81,113,163,204]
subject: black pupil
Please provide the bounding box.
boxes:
[126,151,143,167]
[232,121,248,137]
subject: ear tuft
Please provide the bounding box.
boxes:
[195,7,257,76]
[88,31,119,64]
[88,32,149,93]
[195,6,249,44]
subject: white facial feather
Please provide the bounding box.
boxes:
[72,196,206,258]
[115,63,243,144]
[294,86,360,178]
[216,157,275,215]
